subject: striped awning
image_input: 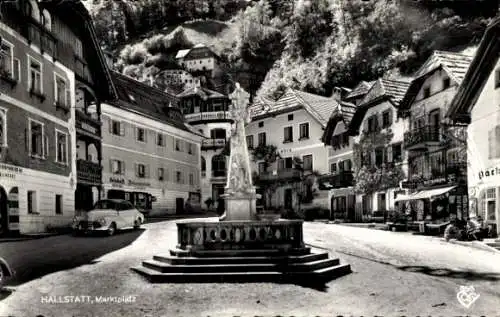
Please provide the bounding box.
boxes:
[395,186,456,202]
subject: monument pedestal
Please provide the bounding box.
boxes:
[221,193,258,221]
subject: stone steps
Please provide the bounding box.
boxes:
[153,252,328,265]
[169,247,311,258]
[131,263,352,283]
[142,257,340,273]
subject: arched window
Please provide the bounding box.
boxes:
[201,156,206,178]
[41,9,52,31]
[212,155,226,177]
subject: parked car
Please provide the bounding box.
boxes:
[0,257,13,288]
[72,199,145,236]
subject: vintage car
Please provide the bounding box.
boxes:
[72,199,145,236]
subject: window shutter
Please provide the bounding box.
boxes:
[347,159,352,171]
[489,129,494,159]
[495,126,500,158]
[25,128,30,152]
[388,110,393,126]
[44,135,49,158]
[121,161,126,175]
[146,165,150,178]
[387,146,393,162]
[13,59,20,81]
[108,118,113,133]
[109,160,114,173]
[134,163,139,177]
[65,89,71,107]
[119,122,125,136]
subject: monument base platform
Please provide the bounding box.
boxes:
[132,219,351,283]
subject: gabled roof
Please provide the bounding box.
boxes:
[109,72,197,134]
[348,78,411,135]
[320,101,357,143]
[345,81,376,100]
[448,17,500,123]
[176,49,191,59]
[399,50,474,110]
[177,85,227,99]
[249,88,339,127]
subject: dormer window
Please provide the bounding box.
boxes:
[423,86,431,98]
[443,77,451,90]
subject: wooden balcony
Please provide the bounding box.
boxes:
[184,111,232,123]
[404,125,441,151]
[201,138,226,150]
[318,171,354,189]
[77,159,102,186]
[76,110,101,139]
[402,161,467,189]
[258,169,302,183]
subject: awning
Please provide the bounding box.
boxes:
[396,186,456,202]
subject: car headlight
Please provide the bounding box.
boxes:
[96,218,107,226]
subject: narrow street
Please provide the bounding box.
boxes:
[0,219,499,316]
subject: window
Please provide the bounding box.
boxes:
[0,41,13,77]
[258,162,267,174]
[283,126,293,143]
[28,56,42,94]
[382,110,392,128]
[201,156,206,176]
[28,190,36,214]
[367,115,379,133]
[375,147,384,166]
[485,188,496,221]
[0,108,7,148]
[136,127,146,142]
[156,133,165,147]
[54,74,68,107]
[299,123,309,139]
[303,154,313,171]
[111,160,124,175]
[176,171,182,183]
[345,159,352,171]
[258,132,266,146]
[55,130,67,164]
[423,86,431,98]
[188,143,193,155]
[246,135,254,149]
[29,119,44,158]
[330,163,337,174]
[111,120,124,136]
[288,114,294,121]
[392,143,403,162]
[210,128,226,139]
[258,122,264,128]
[212,155,226,177]
[189,173,194,185]
[278,157,293,171]
[158,168,164,181]
[378,193,386,211]
[488,125,500,159]
[55,194,62,215]
[443,77,451,90]
[136,164,147,178]
[342,133,349,147]
[175,139,183,151]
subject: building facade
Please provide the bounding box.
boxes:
[348,78,411,221]
[320,92,357,221]
[100,72,203,214]
[0,0,114,234]
[447,17,500,236]
[397,51,472,224]
[176,84,232,206]
[247,88,336,212]
[176,44,224,78]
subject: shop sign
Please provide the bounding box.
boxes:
[110,177,125,188]
[0,164,22,179]
[279,148,292,155]
[478,166,500,180]
[423,177,447,187]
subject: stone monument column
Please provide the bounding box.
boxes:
[219,83,258,221]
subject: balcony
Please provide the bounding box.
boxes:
[77,159,102,185]
[76,110,101,139]
[318,171,354,189]
[258,169,302,183]
[201,138,226,150]
[184,111,232,123]
[403,125,441,151]
[402,162,467,189]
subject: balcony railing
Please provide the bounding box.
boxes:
[77,159,102,185]
[318,171,354,189]
[258,169,302,182]
[201,138,226,149]
[184,111,232,123]
[403,125,440,150]
[403,161,467,189]
[76,110,101,138]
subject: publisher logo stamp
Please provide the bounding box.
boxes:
[457,285,480,308]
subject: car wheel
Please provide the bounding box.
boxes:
[107,223,117,236]
[133,219,141,230]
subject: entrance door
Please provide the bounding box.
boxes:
[176,198,184,214]
[0,186,8,236]
[284,188,293,210]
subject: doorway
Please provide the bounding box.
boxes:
[284,188,293,210]
[0,186,9,236]
[176,197,184,214]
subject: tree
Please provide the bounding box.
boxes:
[250,144,281,209]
